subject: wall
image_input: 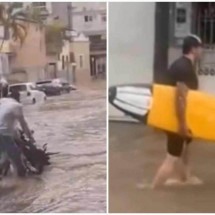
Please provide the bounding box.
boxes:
[10,23,47,82]
[72,2,106,36]
[70,40,90,86]
[109,2,155,119]
[51,2,69,26]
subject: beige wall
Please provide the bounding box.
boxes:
[10,23,47,82]
[70,40,91,86]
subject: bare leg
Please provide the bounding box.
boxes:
[181,143,203,184]
[171,143,189,181]
[152,154,179,188]
[181,143,191,177]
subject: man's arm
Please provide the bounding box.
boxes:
[175,82,191,137]
[17,106,35,142]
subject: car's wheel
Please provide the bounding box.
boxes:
[32,98,36,104]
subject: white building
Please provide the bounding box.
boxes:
[71,2,106,79]
[109,2,215,120]
[109,2,155,120]
[71,2,106,37]
[45,2,106,80]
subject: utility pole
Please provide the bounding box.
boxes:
[67,3,73,42]
[67,3,76,83]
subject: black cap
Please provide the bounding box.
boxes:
[182,34,202,54]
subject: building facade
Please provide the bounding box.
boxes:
[72,2,106,80]
[56,33,90,85]
[109,2,215,120]
[51,2,106,82]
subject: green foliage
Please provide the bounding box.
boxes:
[25,6,44,30]
[0,3,28,48]
[0,3,46,51]
[45,22,65,55]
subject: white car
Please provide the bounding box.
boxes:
[9,82,46,105]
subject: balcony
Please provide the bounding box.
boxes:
[90,39,106,52]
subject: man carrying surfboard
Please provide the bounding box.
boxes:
[152,35,203,188]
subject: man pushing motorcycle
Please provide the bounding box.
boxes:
[0,80,35,177]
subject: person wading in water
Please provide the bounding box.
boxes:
[0,82,35,177]
[152,35,203,188]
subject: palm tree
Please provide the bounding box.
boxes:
[0,3,28,52]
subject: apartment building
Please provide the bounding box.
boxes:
[51,2,106,80]
[72,2,106,79]
[109,2,215,120]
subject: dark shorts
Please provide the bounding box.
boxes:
[166,131,192,157]
[0,134,26,177]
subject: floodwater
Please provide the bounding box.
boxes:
[109,122,215,213]
[0,89,106,213]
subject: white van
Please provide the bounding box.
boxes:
[9,82,46,105]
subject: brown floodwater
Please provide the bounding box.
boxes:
[0,89,106,213]
[109,122,215,213]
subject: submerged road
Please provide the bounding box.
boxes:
[0,89,106,213]
[109,122,215,213]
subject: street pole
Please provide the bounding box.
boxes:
[67,3,72,42]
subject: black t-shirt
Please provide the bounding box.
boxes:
[164,56,198,90]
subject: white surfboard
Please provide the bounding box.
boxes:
[109,84,153,122]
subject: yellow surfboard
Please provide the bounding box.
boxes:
[148,84,215,141]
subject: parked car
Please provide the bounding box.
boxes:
[36,80,61,96]
[52,79,76,93]
[9,82,46,105]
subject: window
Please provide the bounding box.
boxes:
[98,64,101,73]
[62,55,65,70]
[79,55,84,68]
[13,2,23,8]
[29,84,36,90]
[70,52,75,63]
[176,8,186,23]
[194,3,215,46]
[89,35,101,42]
[36,81,52,85]
[101,14,106,22]
[84,15,93,22]
[10,85,27,92]
[32,2,46,7]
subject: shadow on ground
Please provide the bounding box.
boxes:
[109,122,215,213]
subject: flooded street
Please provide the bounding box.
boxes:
[109,122,215,213]
[0,89,106,213]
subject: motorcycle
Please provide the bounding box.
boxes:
[0,130,58,177]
